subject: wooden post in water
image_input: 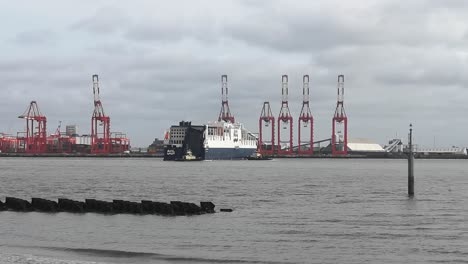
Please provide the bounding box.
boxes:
[408,123,414,197]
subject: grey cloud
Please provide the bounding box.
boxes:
[13,30,55,45]
[225,15,363,52]
[2,1,468,147]
[223,1,468,54]
[70,6,129,35]
[369,47,468,87]
[124,16,219,44]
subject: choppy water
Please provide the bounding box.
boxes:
[0,158,467,264]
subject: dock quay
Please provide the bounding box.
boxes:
[1,152,467,159]
[0,153,163,158]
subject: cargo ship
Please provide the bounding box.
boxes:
[163,121,257,161]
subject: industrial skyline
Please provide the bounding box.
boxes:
[1,1,467,147]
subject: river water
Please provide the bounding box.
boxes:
[0,158,467,263]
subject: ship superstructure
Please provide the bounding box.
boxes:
[163,121,206,161]
[204,121,257,160]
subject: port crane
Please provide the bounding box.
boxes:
[298,75,314,155]
[258,101,275,155]
[91,74,111,154]
[17,101,47,153]
[277,75,293,155]
[331,75,348,155]
[218,75,235,123]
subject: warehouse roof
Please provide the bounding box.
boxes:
[416,147,467,155]
[348,138,385,152]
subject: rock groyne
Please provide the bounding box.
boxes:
[0,197,216,216]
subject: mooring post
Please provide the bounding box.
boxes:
[408,123,414,197]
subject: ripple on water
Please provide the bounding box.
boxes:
[0,158,467,264]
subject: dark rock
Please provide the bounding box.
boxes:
[85,199,98,212]
[85,199,113,214]
[220,208,233,212]
[0,199,5,211]
[128,201,142,214]
[122,200,131,213]
[200,201,215,213]
[153,202,172,215]
[119,201,142,214]
[31,198,58,212]
[5,197,32,211]
[167,201,202,215]
[58,198,85,213]
[112,200,124,213]
[141,200,155,214]
[162,203,174,215]
[95,200,113,213]
[170,201,185,215]
[183,202,202,215]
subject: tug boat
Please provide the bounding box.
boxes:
[245,151,272,160]
[180,149,201,161]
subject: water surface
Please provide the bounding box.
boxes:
[0,158,467,263]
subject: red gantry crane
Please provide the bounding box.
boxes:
[218,74,235,123]
[17,101,47,153]
[48,120,73,153]
[331,75,348,155]
[91,74,111,154]
[298,75,314,155]
[277,75,293,155]
[110,132,130,153]
[258,101,275,155]
[47,121,62,153]
[0,133,18,153]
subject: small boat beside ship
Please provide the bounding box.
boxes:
[182,149,197,161]
[245,151,272,160]
[174,149,202,161]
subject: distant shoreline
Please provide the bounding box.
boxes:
[0,153,163,158]
[0,153,466,159]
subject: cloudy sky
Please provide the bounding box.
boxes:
[1,0,468,147]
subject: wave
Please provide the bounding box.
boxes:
[46,246,159,258]
[20,246,283,264]
[0,253,105,264]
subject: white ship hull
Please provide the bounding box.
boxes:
[204,121,257,160]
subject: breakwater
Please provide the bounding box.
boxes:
[0,197,216,216]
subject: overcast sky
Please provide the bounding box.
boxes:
[1,0,468,147]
